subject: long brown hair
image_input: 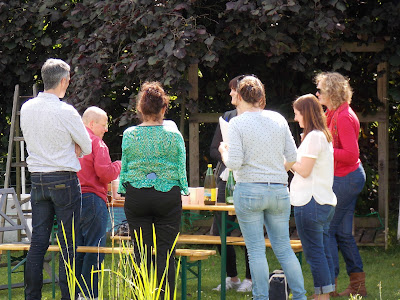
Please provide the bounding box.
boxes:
[293,94,332,142]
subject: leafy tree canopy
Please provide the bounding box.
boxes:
[0,0,398,150]
[1,0,398,121]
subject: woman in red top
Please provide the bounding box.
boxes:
[315,72,367,297]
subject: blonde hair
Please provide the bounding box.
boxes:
[315,72,353,110]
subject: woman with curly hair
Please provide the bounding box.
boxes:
[315,72,367,297]
[118,81,189,297]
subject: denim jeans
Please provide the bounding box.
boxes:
[124,184,182,298]
[75,193,108,298]
[294,198,335,294]
[25,171,81,300]
[329,164,366,277]
[212,180,251,279]
[234,182,306,300]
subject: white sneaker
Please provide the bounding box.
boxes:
[212,277,242,291]
[77,293,99,300]
[237,278,252,292]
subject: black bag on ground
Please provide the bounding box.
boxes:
[115,221,130,236]
[269,269,290,300]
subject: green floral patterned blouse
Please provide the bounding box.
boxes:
[118,124,189,195]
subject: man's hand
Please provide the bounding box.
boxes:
[75,143,82,158]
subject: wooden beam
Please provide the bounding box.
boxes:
[189,113,221,123]
[189,112,385,124]
[376,62,389,249]
[358,112,387,123]
[341,42,385,53]
[188,64,199,187]
[287,42,385,54]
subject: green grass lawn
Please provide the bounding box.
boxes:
[0,244,399,299]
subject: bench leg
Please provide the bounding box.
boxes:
[197,261,201,300]
[7,250,12,300]
[52,252,56,299]
[296,252,303,266]
[181,259,202,300]
[181,257,187,300]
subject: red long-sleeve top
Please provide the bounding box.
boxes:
[326,102,361,177]
[78,128,121,203]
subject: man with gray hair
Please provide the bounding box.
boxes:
[76,106,121,299]
[21,58,92,300]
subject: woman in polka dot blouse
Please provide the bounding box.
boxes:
[218,75,306,300]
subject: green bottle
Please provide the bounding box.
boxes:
[204,164,217,205]
[225,169,235,205]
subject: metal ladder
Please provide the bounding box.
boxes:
[1,84,37,244]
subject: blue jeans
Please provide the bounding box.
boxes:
[329,164,366,277]
[234,182,306,300]
[25,172,81,300]
[76,193,108,298]
[294,198,335,294]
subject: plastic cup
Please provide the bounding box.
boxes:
[181,195,190,205]
[188,187,198,204]
[111,177,122,200]
[196,187,204,205]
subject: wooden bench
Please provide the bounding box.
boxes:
[111,234,304,276]
[0,243,216,300]
[112,234,303,254]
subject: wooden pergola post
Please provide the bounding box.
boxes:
[188,64,199,186]
[377,62,389,248]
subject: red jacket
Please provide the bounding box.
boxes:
[326,102,361,177]
[78,128,121,202]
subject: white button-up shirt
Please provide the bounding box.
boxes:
[20,92,92,173]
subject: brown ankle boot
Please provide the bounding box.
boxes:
[339,272,367,297]
[330,278,340,297]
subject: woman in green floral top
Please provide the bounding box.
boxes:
[118,81,189,296]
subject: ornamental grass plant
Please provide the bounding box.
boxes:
[56,222,179,300]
